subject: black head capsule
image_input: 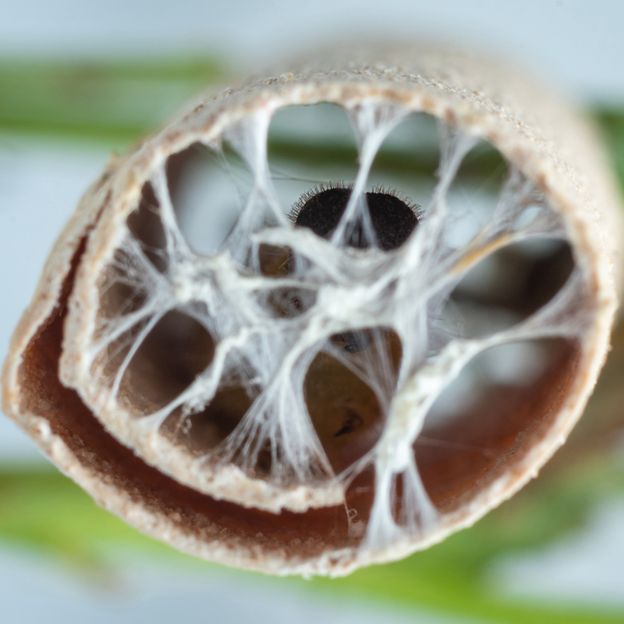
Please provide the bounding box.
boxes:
[293,186,419,352]
[293,186,418,251]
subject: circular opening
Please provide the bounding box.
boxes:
[87,98,588,543]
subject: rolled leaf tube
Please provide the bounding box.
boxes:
[2,44,622,576]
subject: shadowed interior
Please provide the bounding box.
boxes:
[91,133,584,515]
[417,338,579,512]
[10,166,585,565]
[17,257,582,559]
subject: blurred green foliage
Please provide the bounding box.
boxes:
[0,57,225,143]
[0,57,622,188]
[1,450,622,623]
[1,56,624,624]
